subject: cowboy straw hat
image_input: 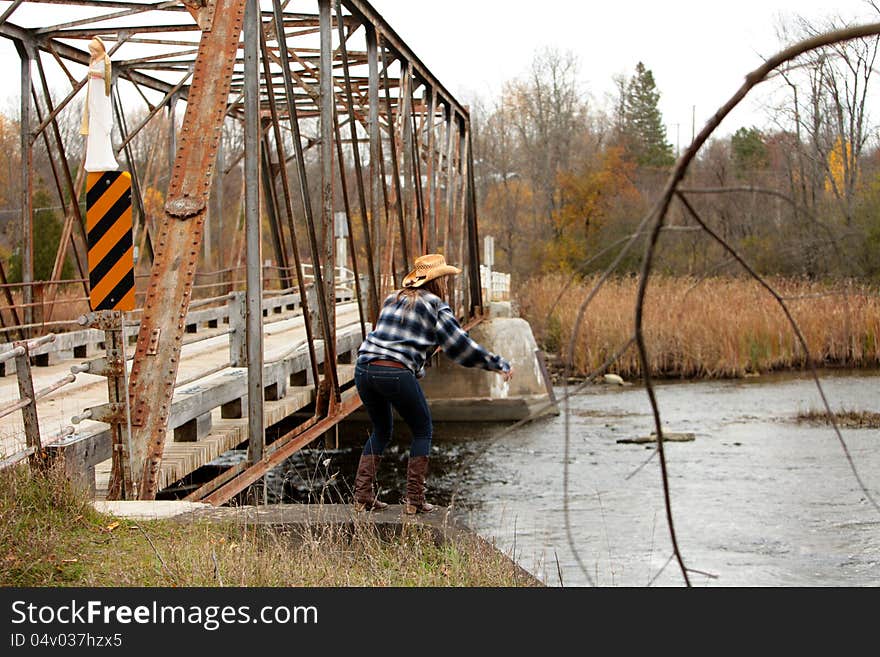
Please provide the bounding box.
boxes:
[402,254,462,288]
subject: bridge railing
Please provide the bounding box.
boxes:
[0,263,360,375]
[0,284,360,492]
[480,265,511,302]
[0,263,357,342]
[0,333,79,470]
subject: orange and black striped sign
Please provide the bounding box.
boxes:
[86,171,135,311]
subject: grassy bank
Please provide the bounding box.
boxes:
[518,274,880,379]
[0,465,527,587]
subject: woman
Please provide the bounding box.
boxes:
[353,253,513,514]
[80,36,120,172]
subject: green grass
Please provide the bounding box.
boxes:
[0,465,531,587]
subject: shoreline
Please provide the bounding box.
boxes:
[541,352,880,386]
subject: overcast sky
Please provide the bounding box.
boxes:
[1,0,878,144]
[370,0,880,143]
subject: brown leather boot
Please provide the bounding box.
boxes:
[353,454,388,511]
[403,455,436,514]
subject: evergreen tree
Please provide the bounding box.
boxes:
[8,189,73,282]
[731,126,768,179]
[623,62,674,168]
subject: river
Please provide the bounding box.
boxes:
[225,369,880,586]
[459,369,880,587]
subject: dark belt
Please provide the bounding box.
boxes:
[368,359,406,369]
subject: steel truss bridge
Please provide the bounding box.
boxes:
[0,0,486,504]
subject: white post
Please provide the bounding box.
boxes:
[335,211,348,284]
[483,235,494,302]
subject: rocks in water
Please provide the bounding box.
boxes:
[616,432,695,445]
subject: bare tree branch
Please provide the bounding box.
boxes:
[676,190,880,513]
[631,21,880,587]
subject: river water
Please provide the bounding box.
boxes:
[222,369,880,587]
[457,369,880,587]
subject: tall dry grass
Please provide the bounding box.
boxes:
[518,274,880,378]
[0,284,91,339]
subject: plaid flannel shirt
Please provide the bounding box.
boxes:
[357,291,511,378]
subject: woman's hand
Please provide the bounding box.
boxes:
[500,367,514,382]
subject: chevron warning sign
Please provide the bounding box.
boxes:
[86,170,135,311]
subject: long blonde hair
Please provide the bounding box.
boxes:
[90,37,112,96]
[396,276,447,307]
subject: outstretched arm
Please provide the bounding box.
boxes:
[435,305,511,374]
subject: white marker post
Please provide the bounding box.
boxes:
[483,234,494,302]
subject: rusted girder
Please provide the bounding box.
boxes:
[127,0,247,500]
[200,391,363,506]
[342,0,468,121]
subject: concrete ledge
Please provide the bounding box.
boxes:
[92,500,213,520]
[345,395,558,423]
[194,503,545,585]
[87,501,543,585]
[427,395,558,421]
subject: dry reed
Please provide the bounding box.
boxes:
[796,408,880,428]
[518,274,880,378]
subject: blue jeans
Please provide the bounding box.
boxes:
[355,361,432,457]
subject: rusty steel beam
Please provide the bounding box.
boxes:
[425,86,437,251]
[464,121,482,315]
[331,95,367,340]
[128,0,247,500]
[243,0,265,466]
[342,0,467,121]
[336,0,378,323]
[21,0,187,10]
[381,42,408,268]
[399,63,414,257]
[257,31,293,286]
[0,0,24,26]
[319,0,336,378]
[16,39,34,334]
[366,22,382,295]
[200,391,362,506]
[34,4,179,35]
[259,131,291,288]
[256,76,321,397]
[271,0,339,404]
[42,23,200,38]
[409,80,427,254]
[455,118,467,307]
[0,22,180,98]
[443,103,456,257]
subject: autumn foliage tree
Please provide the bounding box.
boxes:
[546,147,638,271]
